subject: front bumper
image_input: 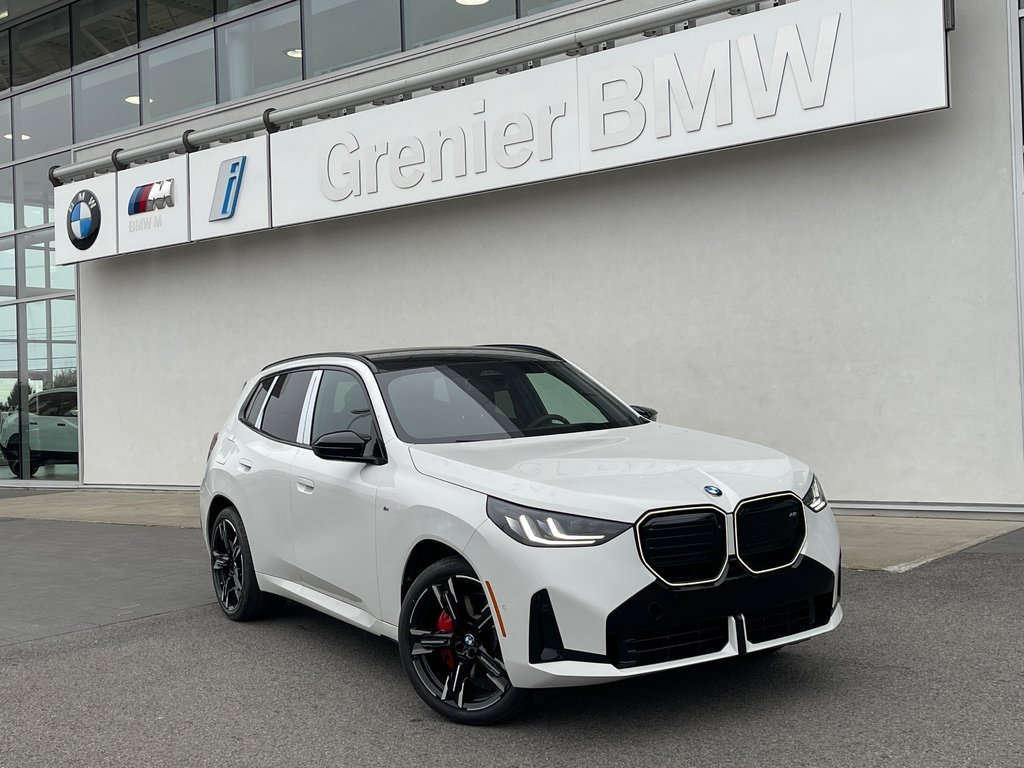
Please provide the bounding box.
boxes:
[463,503,842,689]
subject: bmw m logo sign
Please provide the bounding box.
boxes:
[66,190,101,251]
[704,485,723,497]
[127,179,174,215]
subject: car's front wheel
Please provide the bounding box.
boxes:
[399,556,529,725]
[209,505,282,621]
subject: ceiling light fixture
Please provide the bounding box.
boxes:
[456,0,490,5]
[2,133,30,140]
[285,48,303,58]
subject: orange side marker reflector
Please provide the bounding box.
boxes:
[484,580,507,638]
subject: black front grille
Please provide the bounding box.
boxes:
[744,592,833,643]
[735,494,806,572]
[638,508,727,584]
[609,616,730,668]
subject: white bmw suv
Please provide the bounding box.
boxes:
[201,346,842,724]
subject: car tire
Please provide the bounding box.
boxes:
[209,505,283,621]
[399,556,530,725]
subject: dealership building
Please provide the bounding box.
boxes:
[1,0,1022,516]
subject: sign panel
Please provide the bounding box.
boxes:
[53,0,949,265]
[189,135,271,241]
[55,173,118,265]
[271,61,582,227]
[116,156,190,254]
[271,0,947,228]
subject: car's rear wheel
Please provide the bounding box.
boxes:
[3,437,39,478]
[399,556,529,725]
[209,505,282,621]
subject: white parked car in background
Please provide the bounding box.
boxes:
[200,346,842,724]
[0,387,78,477]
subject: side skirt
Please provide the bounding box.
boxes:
[257,572,399,641]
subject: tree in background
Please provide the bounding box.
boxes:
[4,380,30,411]
[50,369,77,389]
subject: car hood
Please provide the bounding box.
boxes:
[408,422,810,523]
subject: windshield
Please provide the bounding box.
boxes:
[375,359,644,443]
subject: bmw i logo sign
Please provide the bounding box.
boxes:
[704,485,723,497]
[66,189,101,251]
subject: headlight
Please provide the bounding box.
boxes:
[802,474,828,512]
[486,497,630,547]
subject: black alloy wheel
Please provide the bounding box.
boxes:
[4,437,39,478]
[209,505,282,621]
[399,557,529,725]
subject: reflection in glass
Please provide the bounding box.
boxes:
[21,232,74,296]
[142,0,214,39]
[0,167,12,235]
[217,4,302,102]
[11,9,72,87]
[520,0,580,15]
[73,58,141,142]
[141,32,216,123]
[216,0,264,13]
[15,153,71,229]
[404,0,515,49]
[15,297,79,480]
[12,80,72,159]
[303,0,401,77]
[0,99,11,164]
[0,31,10,92]
[0,303,17,479]
[0,238,13,305]
[72,0,140,66]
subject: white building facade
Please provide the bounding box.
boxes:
[20,0,1024,516]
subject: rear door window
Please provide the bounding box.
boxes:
[259,371,313,442]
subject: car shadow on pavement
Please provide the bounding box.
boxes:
[264,599,841,731]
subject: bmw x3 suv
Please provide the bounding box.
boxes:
[200,346,842,724]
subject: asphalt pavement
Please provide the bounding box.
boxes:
[0,517,1022,768]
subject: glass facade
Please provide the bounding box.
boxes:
[0,0,585,483]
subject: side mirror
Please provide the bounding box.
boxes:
[631,405,658,422]
[312,431,382,464]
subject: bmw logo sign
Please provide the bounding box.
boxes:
[704,485,723,497]
[67,189,101,251]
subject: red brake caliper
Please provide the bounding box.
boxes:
[437,610,455,670]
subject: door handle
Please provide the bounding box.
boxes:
[238,459,253,472]
[56,422,66,427]
[296,477,315,494]
[29,421,37,426]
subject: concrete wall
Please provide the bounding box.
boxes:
[78,0,1024,506]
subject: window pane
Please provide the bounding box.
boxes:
[311,369,371,443]
[20,231,74,297]
[216,4,301,102]
[260,370,312,441]
[216,0,266,13]
[0,237,13,304]
[303,0,401,77]
[142,0,214,39]
[11,9,71,87]
[73,58,140,142]
[404,0,515,49]
[0,167,11,236]
[0,303,18,479]
[141,33,216,123]
[72,0,139,66]
[15,153,71,230]
[0,31,10,93]
[520,0,580,15]
[12,80,72,158]
[0,30,9,93]
[0,99,11,164]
